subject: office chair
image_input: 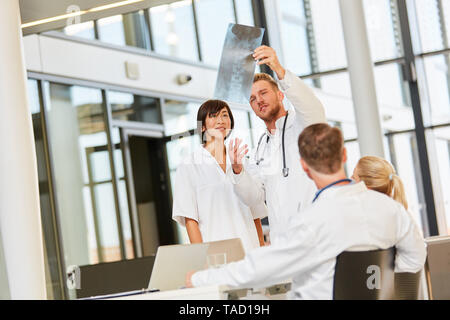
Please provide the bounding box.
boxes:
[394,271,421,300]
[74,255,156,299]
[333,247,423,300]
[333,247,396,300]
[424,235,450,300]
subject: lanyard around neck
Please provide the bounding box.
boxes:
[312,179,353,203]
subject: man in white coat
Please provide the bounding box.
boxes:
[228,46,326,244]
[187,123,426,300]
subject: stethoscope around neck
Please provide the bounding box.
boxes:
[255,111,289,177]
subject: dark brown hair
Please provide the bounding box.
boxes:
[197,100,234,143]
[298,123,344,174]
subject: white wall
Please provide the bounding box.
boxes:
[24,34,217,100]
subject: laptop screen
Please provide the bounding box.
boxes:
[148,238,245,291]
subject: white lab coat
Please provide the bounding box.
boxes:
[191,182,427,300]
[229,69,326,244]
[172,146,268,253]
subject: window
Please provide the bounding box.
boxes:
[427,127,450,234]
[166,133,199,244]
[45,83,124,266]
[27,79,65,299]
[413,0,445,53]
[97,11,150,49]
[364,0,403,61]
[194,0,236,65]
[278,0,311,75]
[162,99,200,136]
[63,21,96,39]
[235,0,255,26]
[97,15,127,46]
[150,1,199,61]
[228,107,253,148]
[108,91,162,124]
[389,132,425,230]
[309,0,347,71]
[421,54,450,126]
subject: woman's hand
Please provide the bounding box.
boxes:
[229,138,248,175]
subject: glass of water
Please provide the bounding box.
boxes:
[207,253,227,269]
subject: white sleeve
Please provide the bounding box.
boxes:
[394,206,427,273]
[227,157,266,210]
[277,69,326,128]
[249,202,268,220]
[172,164,199,227]
[191,223,320,289]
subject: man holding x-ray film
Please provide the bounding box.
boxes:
[228,45,326,244]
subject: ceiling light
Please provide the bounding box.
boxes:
[21,0,145,29]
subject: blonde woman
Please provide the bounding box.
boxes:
[352,156,408,210]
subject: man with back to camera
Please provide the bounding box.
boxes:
[187,123,427,299]
[228,45,326,245]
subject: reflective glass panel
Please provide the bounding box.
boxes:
[235,0,255,26]
[374,63,415,132]
[45,83,121,268]
[64,21,96,39]
[97,11,151,49]
[422,54,450,126]
[278,0,311,75]
[364,0,402,61]
[194,0,236,66]
[163,99,201,135]
[426,126,450,235]
[413,0,445,52]
[150,1,199,61]
[309,0,347,71]
[108,91,162,124]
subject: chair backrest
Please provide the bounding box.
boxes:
[425,235,450,300]
[333,247,396,300]
[75,255,155,299]
[394,271,421,300]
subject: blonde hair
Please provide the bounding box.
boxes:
[253,73,280,92]
[355,156,408,210]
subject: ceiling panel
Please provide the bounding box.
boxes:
[19,0,179,35]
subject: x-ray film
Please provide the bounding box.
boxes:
[214,23,265,105]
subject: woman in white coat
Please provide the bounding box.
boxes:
[352,156,422,234]
[172,100,266,253]
[352,156,409,210]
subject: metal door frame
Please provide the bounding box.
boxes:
[117,123,164,258]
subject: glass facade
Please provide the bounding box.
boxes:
[276,0,449,234]
[44,83,123,267]
[108,91,162,124]
[55,0,256,66]
[150,1,199,61]
[9,0,448,299]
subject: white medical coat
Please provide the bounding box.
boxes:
[230,69,326,244]
[172,146,268,253]
[191,182,427,300]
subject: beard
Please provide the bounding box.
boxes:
[258,102,283,122]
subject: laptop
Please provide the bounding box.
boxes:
[425,236,450,300]
[148,238,246,291]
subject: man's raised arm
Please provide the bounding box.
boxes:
[253,45,326,128]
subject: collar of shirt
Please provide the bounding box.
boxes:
[197,143,232,171]
[313,181,367,203]
[313,179,353,203]
[265,105,297,137]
